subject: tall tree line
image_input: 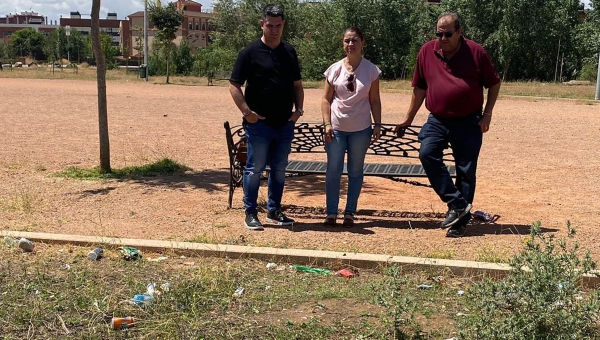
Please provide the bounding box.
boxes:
[208,0,599,81]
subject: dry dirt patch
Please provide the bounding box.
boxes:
[1,78,599,261]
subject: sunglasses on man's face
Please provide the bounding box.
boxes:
[346,73,355,92]
[435,31,455,38]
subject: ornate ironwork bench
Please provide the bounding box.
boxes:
[207,71,232,86]
[224,121,456,209]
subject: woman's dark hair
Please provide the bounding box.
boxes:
[263,4,285,20]
[344,26,364,41]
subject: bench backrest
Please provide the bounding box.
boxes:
[224,121,453,166]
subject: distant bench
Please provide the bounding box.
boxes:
[223,121,456,209]
[208,71,232,86]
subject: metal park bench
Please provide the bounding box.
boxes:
[223,121,456,209]
[208,70,232,86]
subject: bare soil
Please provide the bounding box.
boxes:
[1,78,599,262]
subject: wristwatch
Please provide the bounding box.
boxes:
[295,108,304,116]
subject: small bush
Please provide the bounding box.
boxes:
[579,63,598,82]
[458,222,600,339]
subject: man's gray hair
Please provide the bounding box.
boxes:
[437,12,461,31]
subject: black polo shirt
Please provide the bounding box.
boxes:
[230,39,301,128]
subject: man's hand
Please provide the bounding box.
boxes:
[245,111,265,123]
[289,111,302,122]
[479,114,492,133]
[394,116,414,137]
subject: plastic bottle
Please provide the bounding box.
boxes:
[88,247,103,261]
[131,294,154,307]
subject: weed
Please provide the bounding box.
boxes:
[458,221,600,339]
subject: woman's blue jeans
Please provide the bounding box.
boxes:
[325,127,372,216]
[243,120,294,215]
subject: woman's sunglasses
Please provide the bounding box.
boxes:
[346,73,355,92]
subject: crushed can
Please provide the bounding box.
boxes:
[88,247,104,261]
[111,316,135,330]
[18,238,35,252]
[473,210,492,222]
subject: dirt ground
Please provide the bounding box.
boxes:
[1,78,599,262]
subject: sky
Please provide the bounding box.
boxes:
[0,0,592,24]
[0,0,213,23]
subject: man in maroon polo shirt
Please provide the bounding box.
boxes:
[394,12,501,237]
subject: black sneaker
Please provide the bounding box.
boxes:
[441,203,472,228]
[266,210,294,226]
[446,224,467,238]
[244,213,264,231]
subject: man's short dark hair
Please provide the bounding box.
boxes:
[263,4,285,20]
[438,12,461,31]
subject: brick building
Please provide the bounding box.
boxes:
[59,11,131,56]
[125,0,213,58]
[0,11,58,45]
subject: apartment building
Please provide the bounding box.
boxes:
[0,11,58,45]
[125,0,213,58]
[59,11,131,55]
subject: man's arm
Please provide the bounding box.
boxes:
[289,80,304,122]
[479,81,501,133]
[394,87,426,134]
[229,81,263,123]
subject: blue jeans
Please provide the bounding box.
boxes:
[243,121,294,215]
[418,112,483,211]
[325,127,372,216]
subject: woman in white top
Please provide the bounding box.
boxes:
[321,26,382,227]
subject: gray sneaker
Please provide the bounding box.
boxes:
[266,210,294,226]
[441,203,472,228]
[244,213,264,231]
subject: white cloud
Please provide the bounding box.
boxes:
[0,0,212,22]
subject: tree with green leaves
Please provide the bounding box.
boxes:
[148,0,183,83]
[10,28,46,60]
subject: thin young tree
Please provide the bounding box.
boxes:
[148,1,183,83]
[91,0,111,172]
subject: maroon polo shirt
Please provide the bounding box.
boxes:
[412,37,500,118]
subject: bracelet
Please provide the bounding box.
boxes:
[242,110,251,117]
[323,122,332,126]
[483,112,492,116]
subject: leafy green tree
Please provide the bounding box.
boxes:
[67,29,87,63]
[194,44,236,76]
[172,39,195,75]
[148,1,183,83]
[10,28,46,60]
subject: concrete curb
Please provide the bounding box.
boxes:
[2,230,598,287]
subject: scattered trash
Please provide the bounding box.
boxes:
[160,283,171,293]
[64,264,71,270]
[118,246,142,261]
[87,247,103,261]
[265,285,271,290]
[147,256,168,262]
[558,282,570,290]
[418,284,433,290]
[473,210,500,223]
[18,238,35,252]
[183,261,196,266]
[131,294,154,307]
[336,268,356,278]
[233,287,244,297]
[293,265,331,275]
[457,290,465,296]
[431,276,444,283]
[3,236,19,248]
[111,316,135,330]
[266,262,277,269]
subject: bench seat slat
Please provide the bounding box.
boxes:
[267,160,456,177]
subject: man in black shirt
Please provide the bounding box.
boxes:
[229,4,304,230]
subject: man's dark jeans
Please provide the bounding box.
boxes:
[418,111,483,211]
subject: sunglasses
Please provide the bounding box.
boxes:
[435,31,455,38]
[345,73,355,92]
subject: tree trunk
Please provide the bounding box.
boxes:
[166,44,170,84]
[91,0,111,173]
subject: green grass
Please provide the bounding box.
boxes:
[2,67,598,100]
[0,243,471,339]
[53,158,191,180]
